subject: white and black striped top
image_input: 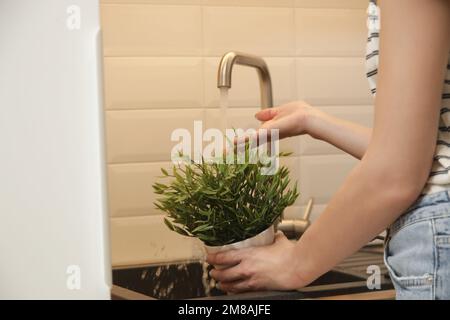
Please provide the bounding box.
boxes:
[366,0,450,194]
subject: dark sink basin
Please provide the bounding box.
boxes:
[112,261,391,300]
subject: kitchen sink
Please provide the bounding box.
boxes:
[112,260,393,300]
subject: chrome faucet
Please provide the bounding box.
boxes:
[217,51,273,109]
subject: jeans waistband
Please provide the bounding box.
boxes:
[389,190,450,237]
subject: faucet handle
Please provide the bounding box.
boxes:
[303,197,314,221]
[277,197,314,239]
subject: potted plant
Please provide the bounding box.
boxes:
[153,144,299,268]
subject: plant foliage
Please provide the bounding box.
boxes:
[153,144,299,246]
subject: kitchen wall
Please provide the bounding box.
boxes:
[100,0,373,267]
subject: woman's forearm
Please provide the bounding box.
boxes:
[294,0,450,286]
[293,159,418,284]
[306,110,372,160]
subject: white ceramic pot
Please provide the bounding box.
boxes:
[204,225,275,269]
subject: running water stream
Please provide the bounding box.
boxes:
[219,87,229,133]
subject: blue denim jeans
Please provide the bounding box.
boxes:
[384,191,450,300]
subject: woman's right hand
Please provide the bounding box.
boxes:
[245,99,371,160]
[254,101,321,139]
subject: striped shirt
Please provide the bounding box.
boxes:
[366,0,450,194]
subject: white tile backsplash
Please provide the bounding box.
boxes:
[283,204,326,222]
[104,58,203,110]
[299,154,358,205]
[108,162,173,218]
[296,57,373,105]
[295,0,368,9]
[203,7,295,56]
[102,4,202,56]
[102,0,201,4]
[106,109,204,163]
[204,0,294,7]
[295,8,367,56]
[110,216,204,267]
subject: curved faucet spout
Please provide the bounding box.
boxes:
[217,51,273,109]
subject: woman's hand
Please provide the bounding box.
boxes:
[207,232,311,293]
[255,101,319,139]
[254,101,371,159]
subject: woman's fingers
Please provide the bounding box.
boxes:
[229,124,276,146]
[219,279,259,293]
[207,249,244,266]
[259,119,276,130]
[255,108,277,121]
[209,265,248,283]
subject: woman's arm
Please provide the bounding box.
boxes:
[255,101,372,159]
[296,0,450,284]
[208,0,450,292]
[307,110,372,159]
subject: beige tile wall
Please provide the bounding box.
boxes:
[100,0,373,267]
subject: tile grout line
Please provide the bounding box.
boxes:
[291,3,303,166]
[104,103,373,112]
[103,55,366,59]
[199,4,207,114]
[100,1,367,10]
[106,154,352,168]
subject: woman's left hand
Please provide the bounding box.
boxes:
[207,232,309,293]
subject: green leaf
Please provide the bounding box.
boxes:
[153,140,300,246]
[198,209,212,217]
[172,224,191,236]
[163,218,175,231]
[192,224,214,234]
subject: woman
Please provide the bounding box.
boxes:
[207,0,450,300]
